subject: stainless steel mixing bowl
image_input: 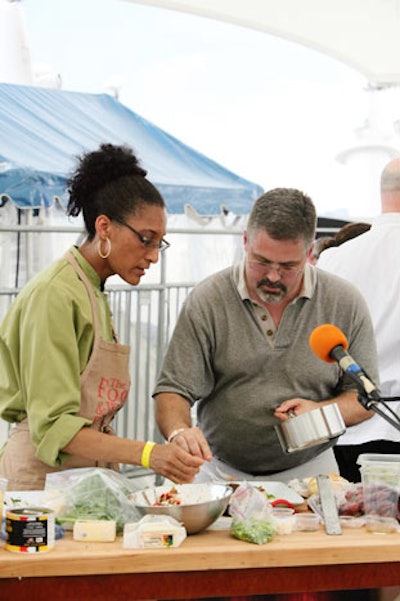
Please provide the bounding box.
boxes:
[129,482,233,534]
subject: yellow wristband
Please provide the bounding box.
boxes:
[141,441,156,469]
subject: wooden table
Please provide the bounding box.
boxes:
[0,520,399,601]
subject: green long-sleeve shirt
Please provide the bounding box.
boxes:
[0,246,114,466]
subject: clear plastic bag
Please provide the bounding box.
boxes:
[45,467,141,532]
[308,482,368,529]
[229,483,275,544]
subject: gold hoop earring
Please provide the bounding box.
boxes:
[97,238,111,259]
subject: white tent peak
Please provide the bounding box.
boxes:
[125,0,400,86]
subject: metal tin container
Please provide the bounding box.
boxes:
[275,403,346,453]
[5,507,55,553]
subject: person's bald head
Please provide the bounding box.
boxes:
[380,158,400,213]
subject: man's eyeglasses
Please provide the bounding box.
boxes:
[247,258,303,278]
[117,220,170,252]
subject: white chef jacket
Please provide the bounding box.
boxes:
[317,213,400,444]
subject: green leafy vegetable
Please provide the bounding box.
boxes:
[231,517,275,544]
[53,469,140,532]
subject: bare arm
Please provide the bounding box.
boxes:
[62,426,204,483]
[155,392,213,461]
[274,390,373,426]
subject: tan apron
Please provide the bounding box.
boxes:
[0,251,131,490]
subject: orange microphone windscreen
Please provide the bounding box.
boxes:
[309,324,348,363]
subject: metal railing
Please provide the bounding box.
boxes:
[105,281,196,477]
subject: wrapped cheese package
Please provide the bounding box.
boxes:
[123,515,187,549]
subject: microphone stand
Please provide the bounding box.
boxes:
[357,391,400,432]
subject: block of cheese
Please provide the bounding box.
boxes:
[73,520,116,542]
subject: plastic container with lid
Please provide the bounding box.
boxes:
[295,512,320,531]
[357,454,400,534]
[271,507,295,535]
[357,453,400,470]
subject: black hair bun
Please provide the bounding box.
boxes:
[67,143,146,216]
[92,143,147,181]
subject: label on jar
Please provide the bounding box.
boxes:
[5,507,55,553]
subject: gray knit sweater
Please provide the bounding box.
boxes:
[154,265,379,474]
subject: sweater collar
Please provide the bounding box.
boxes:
[234,256,316,303]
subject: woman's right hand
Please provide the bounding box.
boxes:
[149,443,205,483]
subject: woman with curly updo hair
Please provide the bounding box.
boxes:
[0,143,203,490]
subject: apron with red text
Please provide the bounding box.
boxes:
[0,251,131,490]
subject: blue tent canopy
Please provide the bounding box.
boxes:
[0,83,263,215]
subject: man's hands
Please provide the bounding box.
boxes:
[148,427,212,484]
[274,391,371,427]
[149,442,205,483]
[274,397,326,421]
[168,426,213,461]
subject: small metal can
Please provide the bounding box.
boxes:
[275,403,346,453]
[5,507,55,553]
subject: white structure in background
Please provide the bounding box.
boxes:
[0,0,60,87]
[335,85,400,217]
[0,0,33,84]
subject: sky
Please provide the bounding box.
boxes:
[18,0,400,217]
